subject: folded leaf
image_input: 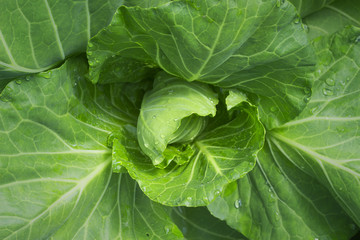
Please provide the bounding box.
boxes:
[269,26,360,225]
[112,95,265,206]
[137,72,218,167]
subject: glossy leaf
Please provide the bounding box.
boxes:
[304,0,360,39]
[288,0,334,17]
[269,26,360,225]
[208,140,357,240]
[171,207,246,240]
[89,0,316,128]
[0,57,183,240]
[137,72,218,167]
[0,0,123,80]
[112,99,265,206]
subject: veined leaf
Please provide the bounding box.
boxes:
[171,207,246,240]
[0,0,123,80]
[269,26,360,225]
[137,72,218,168]
[0,56,183,240]
[112,96,265,206]
[288,0,335,17]
[208,140,357,240]
[89,0,316,128]
[304,0,360,40]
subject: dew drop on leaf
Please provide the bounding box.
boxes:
[164,225,171,234]
[311,107,318,114]
[234,199,242,209]
[276,0,284,7]
[325,78,335,86]
[355,35,360,43]
[270,106,277,112]
[275,212,280,221]
[15,79,22,85]
[302,24,309,33]
[322,88,334,96]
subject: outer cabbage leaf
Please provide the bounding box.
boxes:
[88,0,316,128]
[171,207,246,240]
[268,26,360,226]
[0,0,123,80]
[304,0,360,40]
[0,57,183,240]
[137,72,218,168]
[207,140,357,240]
[288,0,334,17]
[112,94,265,206]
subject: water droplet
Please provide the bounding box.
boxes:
[164,225,171,234]
[87,51,93,56]
[15,79,22,85]
[152,115,157,119]
[355,35,360,43]
[184,197,192,206]
[293,17,300,24]
[311,107,318,114]
[112,54,116,58]
[144,143,149,148]
[325,78,335,86]
[303,95,310,103]
[304,87,311,94]
[234,199,242,209]
[173,118,178,122]
[88,42,94,48]
[340,80,346,86]
[89,60,94,66]
[215,190,221,195]
[268,188,272,192]
[154,141,159,145]
[168,89,174,95]
[275,212,280,221]
[160,134,165,139]
[276,0,284,7]
[25,76,31,81]
[270,106,277,112]
[314,238,319,240]
[322,88,334,96]
[302,24,309,33]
